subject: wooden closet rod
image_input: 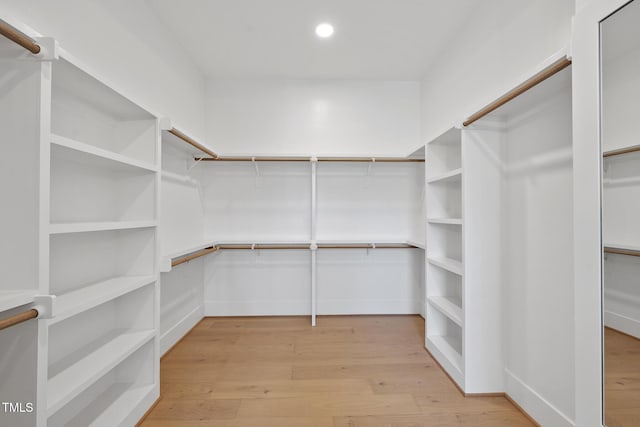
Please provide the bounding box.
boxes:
[195,157,424,163]
[0,20,41,54]
[169,128,219,159]
[463,56,572,127]
[316,157,424,163]
[171,243,418,263]
[603,144,640,158]
[172,247,219,267]
[0,308,39,331]
[317,243,417,249]
[217,244,311,250]
[197,156,310,162]
[604,246,640,257]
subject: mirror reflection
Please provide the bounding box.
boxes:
[601,1,640,426]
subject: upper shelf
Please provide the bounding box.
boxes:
[51,56,158,166]
[0,290,37,314]
[426,168,462,184]
[51,134,157,173]
[52,57,153,122]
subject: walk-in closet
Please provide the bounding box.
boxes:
[0,0,637,426]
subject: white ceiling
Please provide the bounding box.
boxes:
[146,0,484,80]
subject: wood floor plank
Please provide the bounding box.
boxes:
[334,411,536,427]
[142,417,334,427]
[140,316,533,426]
[293,362,437,380]
[145,398,241,420]
[236,393,421,418]
[161,379,373,400]
[605,327,640,427]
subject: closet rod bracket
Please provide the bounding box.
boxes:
[32,295,56,319]
[32,37,58,60]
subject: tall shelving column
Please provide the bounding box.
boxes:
[425,128,464,387]
[425,126,503,394]
[45,53,160,426]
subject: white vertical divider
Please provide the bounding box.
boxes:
[311,158,317,326]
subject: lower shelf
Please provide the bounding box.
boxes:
[63,383,155,427]
[47,329,155,416]
[426,335,463,388]
[427,296,463,326]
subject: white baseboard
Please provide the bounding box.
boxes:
[604,310,640,338]
[160,305,203,356]
[204,299,420,316]
[204,300,310,316]
[317,299,420,315]
[505,368,575,427]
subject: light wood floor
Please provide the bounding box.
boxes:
[605,327,640,427]
[140,315,533,426]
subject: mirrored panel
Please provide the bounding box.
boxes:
[601,1,640,425]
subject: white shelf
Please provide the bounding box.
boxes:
[62,383,155,427]
[47,329,155,416]
[427,256,463,276]
[0,290,37,313]
[49,276,156,325]
[427,218,463,225]
[51,133,157,173]
[50,220,157,235]
[426,336,463,385]
[428,296,463,326]
[426,168,462,184]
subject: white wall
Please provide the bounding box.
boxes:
[0,0,207,141]
[420,0,574,142]
[206,79,420,155]
[501,72,575,425]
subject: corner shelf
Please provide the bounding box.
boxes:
[47,329,155,416]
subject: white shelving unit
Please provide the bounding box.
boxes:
[43,52,160,426]
[425,128,465,387]
[425,124,503,395]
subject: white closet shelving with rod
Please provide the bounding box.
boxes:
[425,56,573,397]
[431,52,574,425]
[157,124,212,355]
[157,143,425,327]
[0,22,56,427]
[0,20,161,426]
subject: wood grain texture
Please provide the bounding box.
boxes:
[140,316,534,426]
[0,308,38,331]
[605,327,640,427]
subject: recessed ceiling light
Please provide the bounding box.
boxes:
[315,23,334,38]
